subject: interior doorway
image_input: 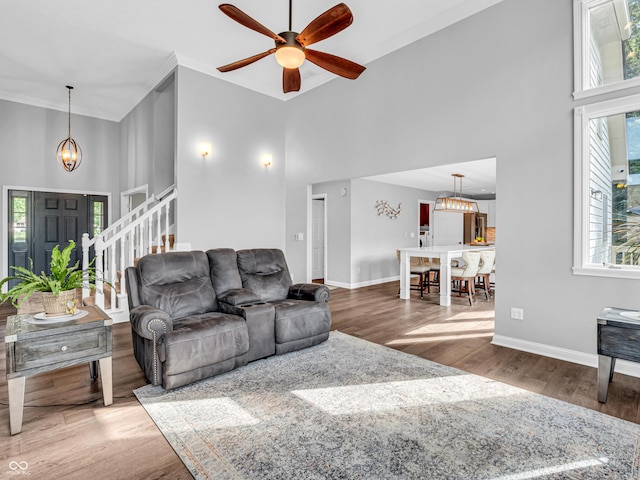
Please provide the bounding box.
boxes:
[120,185,148,217]
[311,195,327,282]
[418,200,434,248]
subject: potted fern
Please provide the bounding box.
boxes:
[0,240,99,316]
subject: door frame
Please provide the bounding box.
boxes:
[418,199,434,248]
[120,184,149,218]
[306,188,328,284]
[2,185,112,288]
[310,193,328,283]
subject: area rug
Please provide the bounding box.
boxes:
[134,332,640,479]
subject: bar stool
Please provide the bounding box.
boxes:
[476,249,495,300]
[450,251,482,305]
[423,258,440,293]
[397,251,431,299]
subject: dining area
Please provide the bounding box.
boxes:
[398,245,495,306]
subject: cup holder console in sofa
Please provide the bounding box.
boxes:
[125,248,331,389]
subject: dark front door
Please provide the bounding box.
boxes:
[33,191,88,275]
[7,190,108,286]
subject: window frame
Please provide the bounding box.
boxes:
[574,92,640,278]
[573,0,640,99]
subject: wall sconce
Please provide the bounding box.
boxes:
[199,142,212,159]
[590,188,603,200]
[261,153,273,168]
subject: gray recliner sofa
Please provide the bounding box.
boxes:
[125,248,331,389]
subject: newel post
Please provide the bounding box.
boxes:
[94,234,105,310]
[81,233,91,300]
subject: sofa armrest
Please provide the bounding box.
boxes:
[219,288,261,306]
[129,305,173,341]
[288,283,330,303]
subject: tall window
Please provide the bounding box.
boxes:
[574,95,640,276]
[575,0,640,278]
[11,195,27,243]
[92,199,105,236]
[575,0,640,97]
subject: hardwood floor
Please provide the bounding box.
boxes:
[1,282,639,479]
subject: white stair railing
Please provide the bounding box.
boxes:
[100,194,156,243]
[82,188,177,313]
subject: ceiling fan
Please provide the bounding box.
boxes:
[217,1,366,93]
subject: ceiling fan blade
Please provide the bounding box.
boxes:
[219,4,286,43]
[304,49,365,80]
[283,68,301,93]
[217,49,276,72]
[296,3,353,47]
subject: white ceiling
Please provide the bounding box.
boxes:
[0,0,505,122]
[362,157,497,197]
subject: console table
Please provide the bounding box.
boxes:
[597,307,640,403]
[5,306,113,434]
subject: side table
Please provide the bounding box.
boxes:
[597,306,640,403]
[5,306,113,434]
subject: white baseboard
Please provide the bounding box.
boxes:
[325,275,400,290]
[492,334,640,379]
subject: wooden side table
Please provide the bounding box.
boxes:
[5,306,113,434]
[597,307,640,403]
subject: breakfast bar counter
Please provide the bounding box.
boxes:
[399,245,495,306]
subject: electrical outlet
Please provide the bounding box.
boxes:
[510,307,524,320]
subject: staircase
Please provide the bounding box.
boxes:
[81,186,177,323]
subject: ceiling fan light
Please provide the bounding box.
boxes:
[275,45,305,69]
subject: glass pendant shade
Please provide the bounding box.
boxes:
[434,174,479,213]
[56,85,82,172]
[275,45,305,69]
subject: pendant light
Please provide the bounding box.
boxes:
[434,174,479,213]
[56,85,82,172]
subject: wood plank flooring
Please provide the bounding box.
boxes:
[0,282,638,479]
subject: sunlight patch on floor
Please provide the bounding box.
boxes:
[446,310,495,321]
[492,457,609,479]
[143,397,261,431]
[405,320,493,336]
[386,332,494,344]
[292,375,518,415]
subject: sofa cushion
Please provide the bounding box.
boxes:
[207,248,243,295]
[270,299,331,344]
[236,249,293,302]
[160,312,249,375]
[137,251,217,319]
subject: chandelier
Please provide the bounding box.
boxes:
[56,85,82,172]
[434,174,479,213]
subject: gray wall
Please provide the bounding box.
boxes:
[174,66,287,252]
[351,179,436,286]
[284,0,638,361]
[312,180,351,285]
[0,99,120,279]
[312,178,436,288]
[312,179,437,286]
[119,73,175,196]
